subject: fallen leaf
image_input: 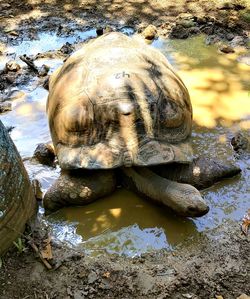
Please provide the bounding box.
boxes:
[241,209,250,236]
[102,271,110,278]
[41,237,53,260]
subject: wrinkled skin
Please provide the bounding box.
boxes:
[44,156,241,216]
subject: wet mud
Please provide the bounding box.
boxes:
[0,0,250,298]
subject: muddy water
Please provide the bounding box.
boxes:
[1,30,250,256]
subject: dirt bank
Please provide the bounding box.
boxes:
[0,221,249,299]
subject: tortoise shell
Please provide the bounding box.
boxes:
[47,32,193,169]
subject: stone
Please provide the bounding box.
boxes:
[5,73,17,84]
[176,19,196,28]
[88,271,98,284]
[60,42,74,55]
[73,290,85,299]
[142,25,157,40]
[227,15,239,28]
[96,27,104,36]
[196,15,207,24]
[226,33,235,41]
[230,36,246,47]
[33,143,55,166]
[219,45,235,53]
[231,132,250,152]
[5,60,21,72]
[38,64,50,77]
[169,25,190,39]
[0,101,12,113]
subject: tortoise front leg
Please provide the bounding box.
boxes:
[43,169,116,214]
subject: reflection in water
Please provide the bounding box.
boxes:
[1,31,250,255]
[1,87,50,157]
[49,188,198,255]
[163,35,250,128]
[6,29,97,57]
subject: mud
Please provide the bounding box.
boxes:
[0,0,250,298]
[0,221,249,298]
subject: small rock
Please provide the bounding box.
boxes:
[189,27,200,34]
[38,64,50,77]
[60,42,74,55]
[215,296,224,299]
[226,33,234,41]
[231,132,250,152]
[176,19,196,28]
[178,13,194,20]
[5,60,21,72]
[43,76,49,90]
[205,35,221,45]
[88,271,98,284]
[33,143,55,166]
[142,25,157,40]
[219,45,235,53]
[96,27,104,36]
[196,15,207,24]
[73,290,85,299]
[104,25,114,33]
[0,101,12,113]
[182,294,193,299]
[230,36,246,47]
[227,15,239,28]
[67,287,73,296]
[169,25,190,39]
[5,73,16,84]
[1,3,11,9]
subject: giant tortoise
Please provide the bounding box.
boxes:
[44,32,240,217]
[0,120,36,256]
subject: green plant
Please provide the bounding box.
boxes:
[13,238,27,253]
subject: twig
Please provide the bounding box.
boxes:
[29,241,52,270]
[19,55,39,73]
[4,224,53,270]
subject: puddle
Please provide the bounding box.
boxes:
[1,29,250,256]
[49,189,198,255]
[6,29,97,57]
[1,87,50,157]
[119,26,136,36]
